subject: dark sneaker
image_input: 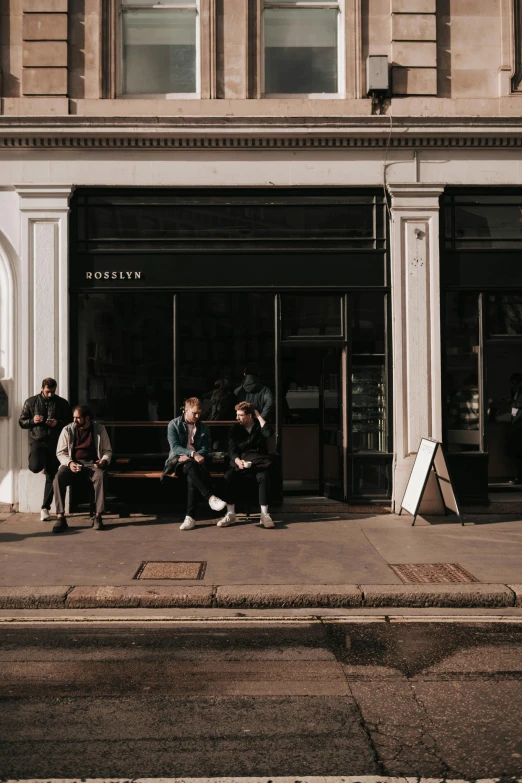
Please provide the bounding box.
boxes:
[92,515,105,530]
[52,517,68,534]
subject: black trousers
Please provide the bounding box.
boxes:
[53,465,106,516]
[28,441,59,510]
[224,466,270,506]
[181,460,213,517]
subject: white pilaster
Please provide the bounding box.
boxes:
[16,185,74,513]
[388,183,445,514]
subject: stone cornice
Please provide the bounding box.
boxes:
[2,115,522,148]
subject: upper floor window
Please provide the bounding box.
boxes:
[120,0,199,96]
[262,0,342,96]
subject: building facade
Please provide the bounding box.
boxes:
[1,0,522,512]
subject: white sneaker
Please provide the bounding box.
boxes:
[40,508,51,522]
[208,494,226,512]
[217,511,237,527]
[260,513,275,528]
[180,516,196,530]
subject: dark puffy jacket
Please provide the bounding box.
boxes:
[18,393,72,444]
[234,375,275,422]
[228,420,274,462]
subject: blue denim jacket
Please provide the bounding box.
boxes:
[166,415,210,462]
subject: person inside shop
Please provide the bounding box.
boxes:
[209,377,237,421]
[217,401,275,529]
[18,377,73,522]
[52,405,113,533]
[234,362,275,423]
[508,372,522,484]
[164,397,226,530]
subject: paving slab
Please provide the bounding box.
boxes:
[363,583,515,608]
[216,584,363,608]
[0,512,400,586]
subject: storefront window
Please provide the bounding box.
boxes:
[76,292,174,453]
[444,292,481,451]
[445,194,522,249]
[350,293,387,452]
[488,295,522,335]
[281,295,342,338]
[177,293,275,419]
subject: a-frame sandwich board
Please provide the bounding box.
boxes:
[398,437,463,526]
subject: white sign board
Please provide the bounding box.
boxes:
[433,447,460,516]
[399,438,462,525]
[400,438,438,517]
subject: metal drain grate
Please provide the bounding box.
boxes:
[134,561,207,580]
[390,563,479,584]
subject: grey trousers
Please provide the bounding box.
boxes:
[53,465,106,515]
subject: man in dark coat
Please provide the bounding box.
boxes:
[234,362,275,423]
[217,401,275,528]
[18,377,72,520]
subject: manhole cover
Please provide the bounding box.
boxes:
[390,563,479,584]
[134,561,207,580]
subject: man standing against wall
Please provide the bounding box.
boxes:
[18,378,72,521]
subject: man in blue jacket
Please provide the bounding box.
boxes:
[166,397,226,530]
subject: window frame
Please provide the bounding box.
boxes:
[260,0,345,98]
[117,0,202,99]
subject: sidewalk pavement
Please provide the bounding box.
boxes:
[1,505,522,609]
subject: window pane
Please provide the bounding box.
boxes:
[281,295,342,338]
[489,295,522,335]
[454,204,522,246]
[444,292,481,451]
[352,458,390,496]
[122,0,196,5]
[76,292,174,454]
[351,357,386,452]
[264,8,338,94]
[351,292,385,354]
[122,9,196,94]
[86,201,376,246]
[177,293,275,425]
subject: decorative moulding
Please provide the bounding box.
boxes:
[3,117,522,148]
[3,136,522,149]
[15,185,75,211]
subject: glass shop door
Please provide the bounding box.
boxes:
[281,345,345,497]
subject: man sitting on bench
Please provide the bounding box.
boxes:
[52,404,112,533]
[217,401,275,529]
[166,397,226,530]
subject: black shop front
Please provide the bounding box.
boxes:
[442,189,522,504]
[69,188,392,503]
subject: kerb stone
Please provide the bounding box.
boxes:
[507,585,522,607]
[363,583,515,608]
[216,584,363,608]
[0,585,69,609]
[65,585,213,608]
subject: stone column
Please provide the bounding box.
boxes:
[16,185,73,513]
[388,183,445,514]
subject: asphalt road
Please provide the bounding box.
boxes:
[1,619,522,779]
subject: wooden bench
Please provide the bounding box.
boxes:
[108,470,225,479]
[108,457,226,480]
